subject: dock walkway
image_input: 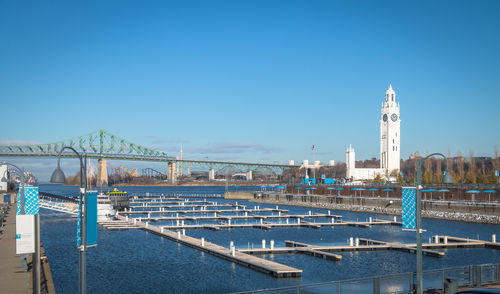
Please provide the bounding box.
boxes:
[114,215,302,278]
[0,203,56,293]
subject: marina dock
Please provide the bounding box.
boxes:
[113,215,302,278]
[101,196,499,279]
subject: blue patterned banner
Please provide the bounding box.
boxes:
[77,191,98,247]
[402,187,416,230]
[16,186,39,215]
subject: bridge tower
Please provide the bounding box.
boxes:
[96,159,108,187]
[208,169,215,181]
[246,170,253,181]
[168,162,177,184]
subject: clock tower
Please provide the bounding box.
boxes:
[380,84,400,176]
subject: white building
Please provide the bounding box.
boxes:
[346,85,401,181]
[0,164,7,191]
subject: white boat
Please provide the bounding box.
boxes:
[97,193,116,222]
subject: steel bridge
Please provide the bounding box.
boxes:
[0,129,297,173]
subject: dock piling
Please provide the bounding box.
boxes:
[270,240,274,249]
[493,234,497,243]
[349,237,354,247]
[201,237,205,247]
[177,231,181,239]
[262,239,266,249]
[182,229,185,236]
[355,238,359,247]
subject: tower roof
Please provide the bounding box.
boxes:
[386,84,395,96]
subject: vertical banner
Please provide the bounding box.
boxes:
[16,215,35,254]
[402,187,416,230]
[16,186,39,215]
[77,191,98,247]
[16,186,39,254]
[86,192,97,246]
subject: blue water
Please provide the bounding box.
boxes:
[39,184,500,293]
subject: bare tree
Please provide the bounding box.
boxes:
[456,150,465,183]
[434,158,442,183]
[466,149,476,184]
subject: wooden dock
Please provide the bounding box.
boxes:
[131,193,224,199]
[113,215,302,278]
[101,217,498,279]
[121,208,289,215]
[240,238,444,257]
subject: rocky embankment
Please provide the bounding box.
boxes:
[252,199,500,224]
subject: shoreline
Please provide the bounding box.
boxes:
[250,198,500,225]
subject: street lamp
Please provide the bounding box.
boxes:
[1,163,40,294]
[50,147,88,294]
[415,153,453,294]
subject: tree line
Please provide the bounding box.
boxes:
[282,147,500,185]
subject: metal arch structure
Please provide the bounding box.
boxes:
[142,168,167,178]
[0,129,298,173]
[0,129,168,159]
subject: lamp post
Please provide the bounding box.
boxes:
[415,153,453,294]
[1,163,40,294]
[50,147,88,294]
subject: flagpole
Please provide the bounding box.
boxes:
[312,145,316,182]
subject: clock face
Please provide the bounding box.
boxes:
[391,114,398,122]
[383,114,388,122]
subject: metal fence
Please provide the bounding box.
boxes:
[233,263,500,294]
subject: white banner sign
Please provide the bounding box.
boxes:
[16,214,35,254]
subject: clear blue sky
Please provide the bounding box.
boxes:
[1,0,499,179]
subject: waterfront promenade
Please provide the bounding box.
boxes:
[244,192,500,224]
[0,202,55,294]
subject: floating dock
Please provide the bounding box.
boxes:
[113,215,302,278]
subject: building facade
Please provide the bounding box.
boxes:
[346,85,401,181]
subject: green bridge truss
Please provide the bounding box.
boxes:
[0,129,297,173]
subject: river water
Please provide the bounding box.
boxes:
[38,184,500,293]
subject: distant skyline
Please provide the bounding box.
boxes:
[1,0,499,180]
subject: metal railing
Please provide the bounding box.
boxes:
[232,263,500,294]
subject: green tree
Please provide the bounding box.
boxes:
[464,171,476,184]
[434,159,443,184]
[396,173,405,184]
[487,171,497,184]
[423,170,432,184]
[476,172,484,184]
